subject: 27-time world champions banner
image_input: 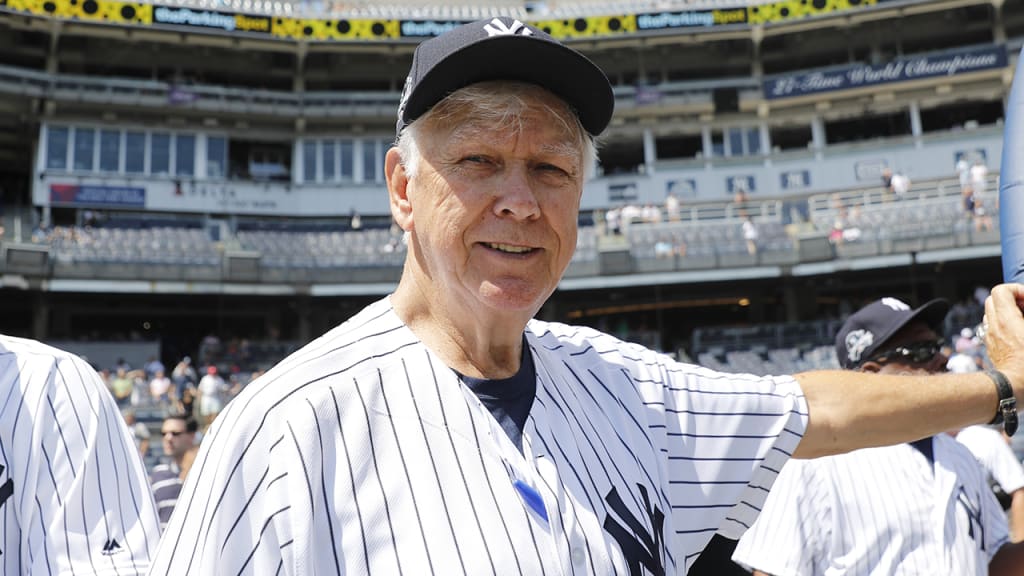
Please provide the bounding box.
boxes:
[764,44,1008,99]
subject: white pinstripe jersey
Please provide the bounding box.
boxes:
[0,334,161,575]
[956,425,1024,495]
[150,297,808,575]
[733,435,1009,576]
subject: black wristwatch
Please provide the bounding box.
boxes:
[986,370,1018,436]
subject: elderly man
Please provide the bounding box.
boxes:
[152,17,1024,575]
[734,298,1024,575]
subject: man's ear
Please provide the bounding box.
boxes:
[858,361,882,373]
[385,147,413,231]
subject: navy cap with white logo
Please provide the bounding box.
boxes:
[396,17,614,138]
[834,297,950,369]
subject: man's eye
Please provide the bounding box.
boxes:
[538,163,570,176]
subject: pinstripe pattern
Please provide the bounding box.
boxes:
[0,334,160,575]
[151,297,808,575]
[734,435,1010,575]
[956,425,1024,495]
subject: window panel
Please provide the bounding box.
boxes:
[207,136,227,179]
[176,134,195,177]
[322,140,335,181]
[46,126,69,171]
[99,129,120,172]
[303,140,317,182]
[125,132,145,173]
[73,127,95,171]
[151,133,171,175]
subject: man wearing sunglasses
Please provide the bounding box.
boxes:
[735,296,1023,575]
[151,413,197,531]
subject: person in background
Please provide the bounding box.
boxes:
[150,413,197,531]
[0,334,160,574]
[196,365,226,430]
[734,297,1023,575]
[110,366,134,408]
[955,424,1024,543]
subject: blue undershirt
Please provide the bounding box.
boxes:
[459,340,537,451]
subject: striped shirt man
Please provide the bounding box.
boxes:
[0,334,160,574]
[733,435,1009,575]
[151,297,807,575]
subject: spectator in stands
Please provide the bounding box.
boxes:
[114,356,131,372]
[971,158,990,195]
[149,368,172,407]
[642,203,662,223]
[890,170,911,197]
[197,365,227,430]
[733,186,750,218]
[133,422,151,460]
[110,366,134,408]
[665,189,681,222]
[743,216,759,255]
[974,196,994,232]
[123,408,151,458]
[620,203,642,232]
[654,235,675,259]
[880,167,894,191]
[144,355,165,381]
[171,355,197,402]
[948,334,984,374]
[963,184,978,220]
[151,413,197,531]
[957,156,973,193]
[605,204,621,236]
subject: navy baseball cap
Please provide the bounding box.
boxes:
[395,16,614,138]
[835,297,949,369]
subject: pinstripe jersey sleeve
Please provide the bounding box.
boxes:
[0,335,161,575]
[732,459,823,575]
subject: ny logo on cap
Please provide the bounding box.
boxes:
[845,329,874,364]
[880,297,911,312]
[484,18,532,37]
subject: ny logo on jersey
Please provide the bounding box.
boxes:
[957,485,986,550]
[603,485,665,576]
[483,18,532,37]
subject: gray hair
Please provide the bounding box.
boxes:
[395,80,598,178]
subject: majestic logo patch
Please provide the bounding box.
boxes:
[483,18,532,37]
[101,539,122,555]
[845,329,875,364]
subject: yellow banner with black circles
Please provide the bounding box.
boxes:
[0,0,881,41]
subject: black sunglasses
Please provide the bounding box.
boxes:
[863,339,944,366]
[161,430,185,437]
